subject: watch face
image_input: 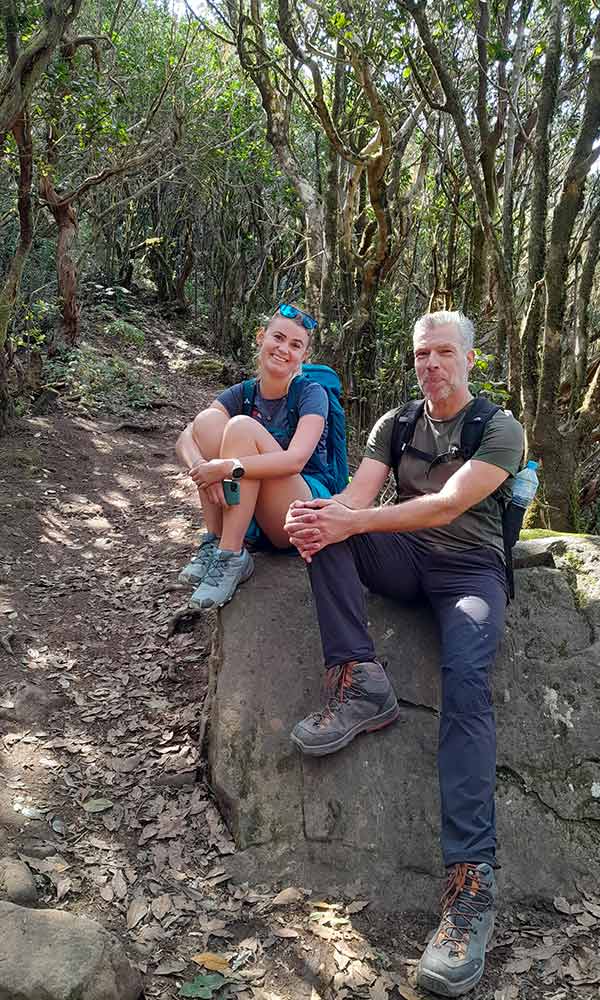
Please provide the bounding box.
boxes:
[232,463,244,479]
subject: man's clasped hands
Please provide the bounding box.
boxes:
[284,498,355,563]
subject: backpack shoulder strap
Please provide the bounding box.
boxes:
[390,400,426,496]
[285,374,309,433]
[241,378,258,416]
[460,397,501,459]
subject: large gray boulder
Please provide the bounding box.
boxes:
[0,902,142,1000]
[209,536,600,908]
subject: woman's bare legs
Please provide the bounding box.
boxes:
[219,415,312,551]
[175,408,228,536]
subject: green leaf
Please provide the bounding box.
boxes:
[179,974,226,998]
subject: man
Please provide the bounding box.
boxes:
[285,311,524,998]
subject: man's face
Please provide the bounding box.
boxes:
[413,323,474,404]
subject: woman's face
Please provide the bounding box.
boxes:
[257,316,310,381]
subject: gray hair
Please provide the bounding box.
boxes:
[413,310,475,352]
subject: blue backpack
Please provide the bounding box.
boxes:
[241,363,350,494]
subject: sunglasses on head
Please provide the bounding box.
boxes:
[276,302,318,331]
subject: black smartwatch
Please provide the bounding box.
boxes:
[230,459,245,480]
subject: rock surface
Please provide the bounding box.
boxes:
[0,858,38,906]
[210,537,600,909]
[0,901,143,1000]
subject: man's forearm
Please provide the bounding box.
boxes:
[333,480,378,510]
[349,492,457,535]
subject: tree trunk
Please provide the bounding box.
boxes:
[40,173,81,347]
[521,0,562,429]
[0,0,83,136]
[534,18,600,527]
[175,224,194,311]
[573,208,600,406]
[0,346,12,435]
[319,40,346,332]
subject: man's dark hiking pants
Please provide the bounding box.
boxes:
[308,532,507,868]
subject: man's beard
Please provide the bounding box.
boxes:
[418,378,457,402]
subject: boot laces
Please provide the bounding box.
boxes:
[434,864,493,952]
[203,551,230,586]
[311,662,359,725]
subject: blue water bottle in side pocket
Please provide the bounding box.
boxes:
[504,460,539,546]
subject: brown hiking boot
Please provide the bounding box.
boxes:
[417,862,497,996]
[290,660,400,756]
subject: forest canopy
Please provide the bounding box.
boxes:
[1,0,600,529]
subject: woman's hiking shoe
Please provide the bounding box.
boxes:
[290,660,399,756]
[178,532,219,585]
[188,548,254,609]
[416,862,497,997]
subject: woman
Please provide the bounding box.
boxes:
[175,303,331,609]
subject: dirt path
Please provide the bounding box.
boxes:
[0,329,597,999]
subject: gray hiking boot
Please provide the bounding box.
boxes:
[290,660,400,756]
[188,547,254,609]
[178,532,219,586]
[417,862,497,997]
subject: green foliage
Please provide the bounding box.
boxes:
[44,345,164,414]
[469,353,509,405]
[179,973,227,999]
[105,318,145,346]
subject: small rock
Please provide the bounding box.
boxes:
[0,901,143,1000]
[0,859,38,906]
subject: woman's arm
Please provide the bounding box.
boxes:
[188,412,326,487]
[227,413,326,480]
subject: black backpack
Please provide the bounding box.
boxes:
[389,397,524,598]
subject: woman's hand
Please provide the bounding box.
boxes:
[189,458,231,488]
[199,482,227,507]
[285,498,356,562]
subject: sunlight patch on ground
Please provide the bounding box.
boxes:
[40,512,85,549]
[160,514,193,541]
[114,472,143,490]
[101,490,132,511]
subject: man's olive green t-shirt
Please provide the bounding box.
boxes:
[364,402,524,560]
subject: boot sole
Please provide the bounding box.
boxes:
[290,702,401,757]
[416,918,495,997]
[188,563,254,610]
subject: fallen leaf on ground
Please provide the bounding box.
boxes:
[503,957,533,974]
[179,972,226,998]
[271,926,299,939]
[494,988,519,1000]
[309,924,335,941]
[396,985,421,1000]
[582,898,600,919]
[139,823,158,845]
[191,952,231,972]
[271,886,303,907]
[370,975,390,1000]
[346,900,370,914]
[126,897,148,930]
[155,958,186,975]
[55,877,72,901]
[151,893,172,921]
[112,869,128,899]
[553,896,572,915]
[82,798,113,814]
